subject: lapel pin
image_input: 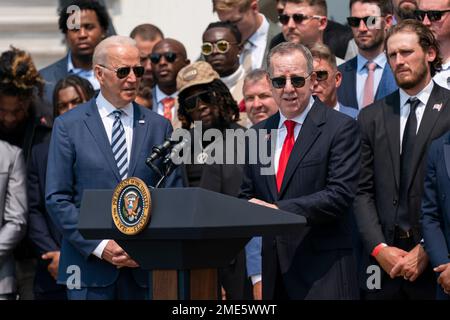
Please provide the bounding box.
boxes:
[139,119,145,124]
[433,103,443,112]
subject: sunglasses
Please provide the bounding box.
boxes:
[150,52,177,64]
[414,9,450,22]
[315,70,329,81]
[278,13,322,25]
[271,74,311,89]
[181,91,213,111]
[98,64,144,79]
[346,16,383,28]
[201,40,237,56]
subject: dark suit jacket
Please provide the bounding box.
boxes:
[240,101,361,299]
[28,141,65,296]
[354,85,450,255]
[45,98,184,288]
[421,132,450,300]
[337,56,398,109]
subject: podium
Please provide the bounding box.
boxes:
[79,187,306,299]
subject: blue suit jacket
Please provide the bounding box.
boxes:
[421,132,450,300]
[45,98,183,288]
[240,102,361,299]
[28,141,66,296]
[337,56,398,109]
[339,103,359,119]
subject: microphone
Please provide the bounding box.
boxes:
[146,138,175,164]
[165,137,190,163]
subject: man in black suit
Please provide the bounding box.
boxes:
[40,0,110,115]
[354,19,450,299]
[239,42,360,299]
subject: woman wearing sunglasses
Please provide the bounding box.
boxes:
[176,61,252,300]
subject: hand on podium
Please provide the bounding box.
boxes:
[102,240,140,268]
[249,198,278,210]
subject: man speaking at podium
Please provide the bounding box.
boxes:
[45,35,183,300]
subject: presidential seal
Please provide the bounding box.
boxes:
[111,177,151,235]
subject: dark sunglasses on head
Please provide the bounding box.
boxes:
[201,40,237,56]
[315,70,329,81]
[150,52,177,64]
[414,9,450,22]
[278,13,321,25]
[346,16,382,28]
[98,64,144,79]
[181,90,213,112]
[270,74,311,89]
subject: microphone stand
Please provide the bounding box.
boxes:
[146,145,178,189]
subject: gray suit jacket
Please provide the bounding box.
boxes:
[0,141,28,294]
[261,19,281,70]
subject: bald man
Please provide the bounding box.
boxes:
[45,35,184,300]
[151,38,190,128]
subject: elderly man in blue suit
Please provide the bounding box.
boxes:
[45,35,183,300]
[338,0,398,110]
[421,131,450,300]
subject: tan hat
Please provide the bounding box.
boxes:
[176,61,219,95]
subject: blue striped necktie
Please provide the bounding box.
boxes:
[111,110,128,180]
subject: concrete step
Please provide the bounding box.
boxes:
[0,6,59,33]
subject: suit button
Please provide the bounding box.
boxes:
[393,199,398,206]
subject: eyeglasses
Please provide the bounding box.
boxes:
[201,40,237,56]
[98,64,144,79]
[150,52,177,64]
[346,16,383,28]
[315,70,329,81]
[278,13,322,25]
[181,90,213,111]
[414,9,450,22]
[270,74,311,89]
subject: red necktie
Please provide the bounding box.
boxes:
[276,120,296,192]
[162,97,175,120]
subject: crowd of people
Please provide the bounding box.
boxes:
[0,0,450,300]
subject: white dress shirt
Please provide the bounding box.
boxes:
[274,96,314,173]
[67,53,100,90]
[92,92,135,259]
[433,61,450,89]
[399,80,434,152]
[155,85,178,122]
[239,14,270,70]
[356,52,387,109]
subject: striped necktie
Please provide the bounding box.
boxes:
[111,110,128,180]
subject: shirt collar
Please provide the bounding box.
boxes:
[155,85,178,104]
[357,52,387,73]
[221,65,245,88]
[278,96,315,129]
[246,14,269,48]
[96,91,133,119]
[67,52,92,73]
[399,79,434,109]
[441,60,450,71]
